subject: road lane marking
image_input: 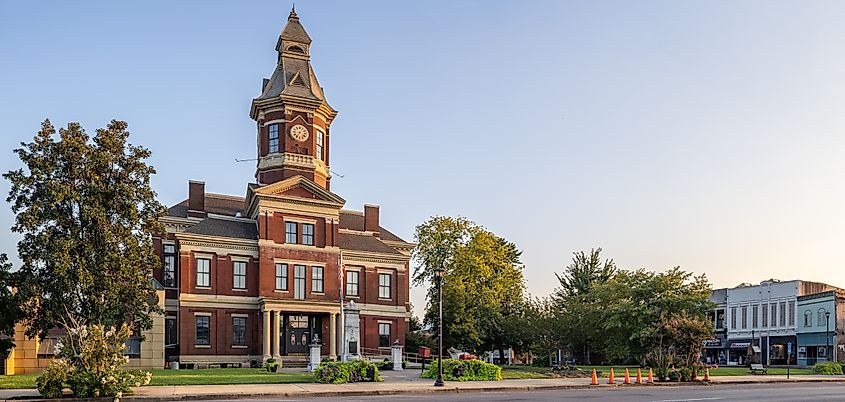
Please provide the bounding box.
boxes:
[655,398,726,402]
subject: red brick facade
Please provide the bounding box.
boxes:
[153,9,413,366]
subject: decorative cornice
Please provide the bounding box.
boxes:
[176,233,259,253]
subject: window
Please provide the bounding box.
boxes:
[346,271,359,297]
[730,307,737,329]
[741,306,748,329]
[232,317,246,346]
[316,129,324,160]
[779,302,786,327]
[285,222,298,244]
[819,308,828,327]
[302,223,314,246]
[233,261,247,290]
[165,317,177,347]
[163,244,176,287]
[378,322,391,348]
[771,304,777,327]
[268,124,279,153]
[752,305,758,328]
[275,263,288,291]
[294,265,306,300]
[312,266,324,293]
[196,258,211,288]
[196,316,210,345]
[762,303,768,327]
[788,301,795,326]
[805,310,813,327]
[378,273,391,299]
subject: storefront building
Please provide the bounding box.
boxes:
[725,279,840,366]
[796,291,844,366]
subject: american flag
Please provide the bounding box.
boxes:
[338,251,345,299]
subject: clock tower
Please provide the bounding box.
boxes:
[250,6,337,189]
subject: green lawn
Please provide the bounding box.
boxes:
[501,366,556,379]
[0,369,314,389]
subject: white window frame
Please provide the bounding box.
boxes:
[196,257,211,288]
[378,272,391,300]
[346,270,359,297]
[315,128,324,160]
[233,260,247,290]
[285,221,298,244]
[378,321,391,348]
[294,264,306,300]
[302,223,314,246]
[275,263,288,291]
[311,266,324,293]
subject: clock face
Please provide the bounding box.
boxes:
[290,125,309,142]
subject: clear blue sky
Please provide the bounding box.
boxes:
[2,1,845,317]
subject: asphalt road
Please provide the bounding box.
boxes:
[213,383,845,401]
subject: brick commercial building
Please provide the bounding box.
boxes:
[153,8,414,367]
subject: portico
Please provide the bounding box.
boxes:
[260,300,342,360]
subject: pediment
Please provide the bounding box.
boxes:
[253,175,345,205]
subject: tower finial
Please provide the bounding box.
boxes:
[289,4,298,20]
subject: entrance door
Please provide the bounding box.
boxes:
[285,315,311,354]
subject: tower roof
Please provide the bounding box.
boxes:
[252,7,334,115]
[281,6,312,44]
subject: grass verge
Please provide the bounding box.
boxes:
[0,368,314,389]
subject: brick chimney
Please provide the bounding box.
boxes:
[364,204,380,236]
[187,180,206,218]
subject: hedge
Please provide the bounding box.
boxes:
[812,362,843,375]
[314,360,383,384]
[421,359,502,381]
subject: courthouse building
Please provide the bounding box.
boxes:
[153,9,414,366]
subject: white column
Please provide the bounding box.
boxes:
[329,313,337,359]
[272,310,282,359]
[262,310,271,360]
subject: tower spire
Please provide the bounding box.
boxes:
[289,4,298,20]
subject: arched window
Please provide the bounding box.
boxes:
[287,45,305,54]
[804,310,812,327]
[818,308,828,327]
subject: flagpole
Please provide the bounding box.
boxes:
[339,250,345,361]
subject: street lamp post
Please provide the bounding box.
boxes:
[826,311,831,363]
[434,267,445,387]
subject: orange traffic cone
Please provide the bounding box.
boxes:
[608,368,615,384]
[647,368,654,384]
[624,368,631,384]
[591,368,598,385]
[703,368,710,382]
[636,368,642,384]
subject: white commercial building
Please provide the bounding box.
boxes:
[725,279,839,366]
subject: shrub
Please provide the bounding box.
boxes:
[421,359,503,381]
[264,358,280,372]
[314,360,382,384]
[813,361,843,375]
[37,323,151,400]
[678,367,693,382]
[376,358,408,371]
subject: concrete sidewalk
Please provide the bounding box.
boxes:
[3,374,845,401]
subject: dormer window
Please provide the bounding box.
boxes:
[268,124,279,153]
[287,45,305,54]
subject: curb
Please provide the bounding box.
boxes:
[6,378,845,402]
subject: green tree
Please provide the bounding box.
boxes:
[412,217,525,356]
[552,248,617,364]
[4,119,165,339]
[0,253,20,353]
[553,248,617,300]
